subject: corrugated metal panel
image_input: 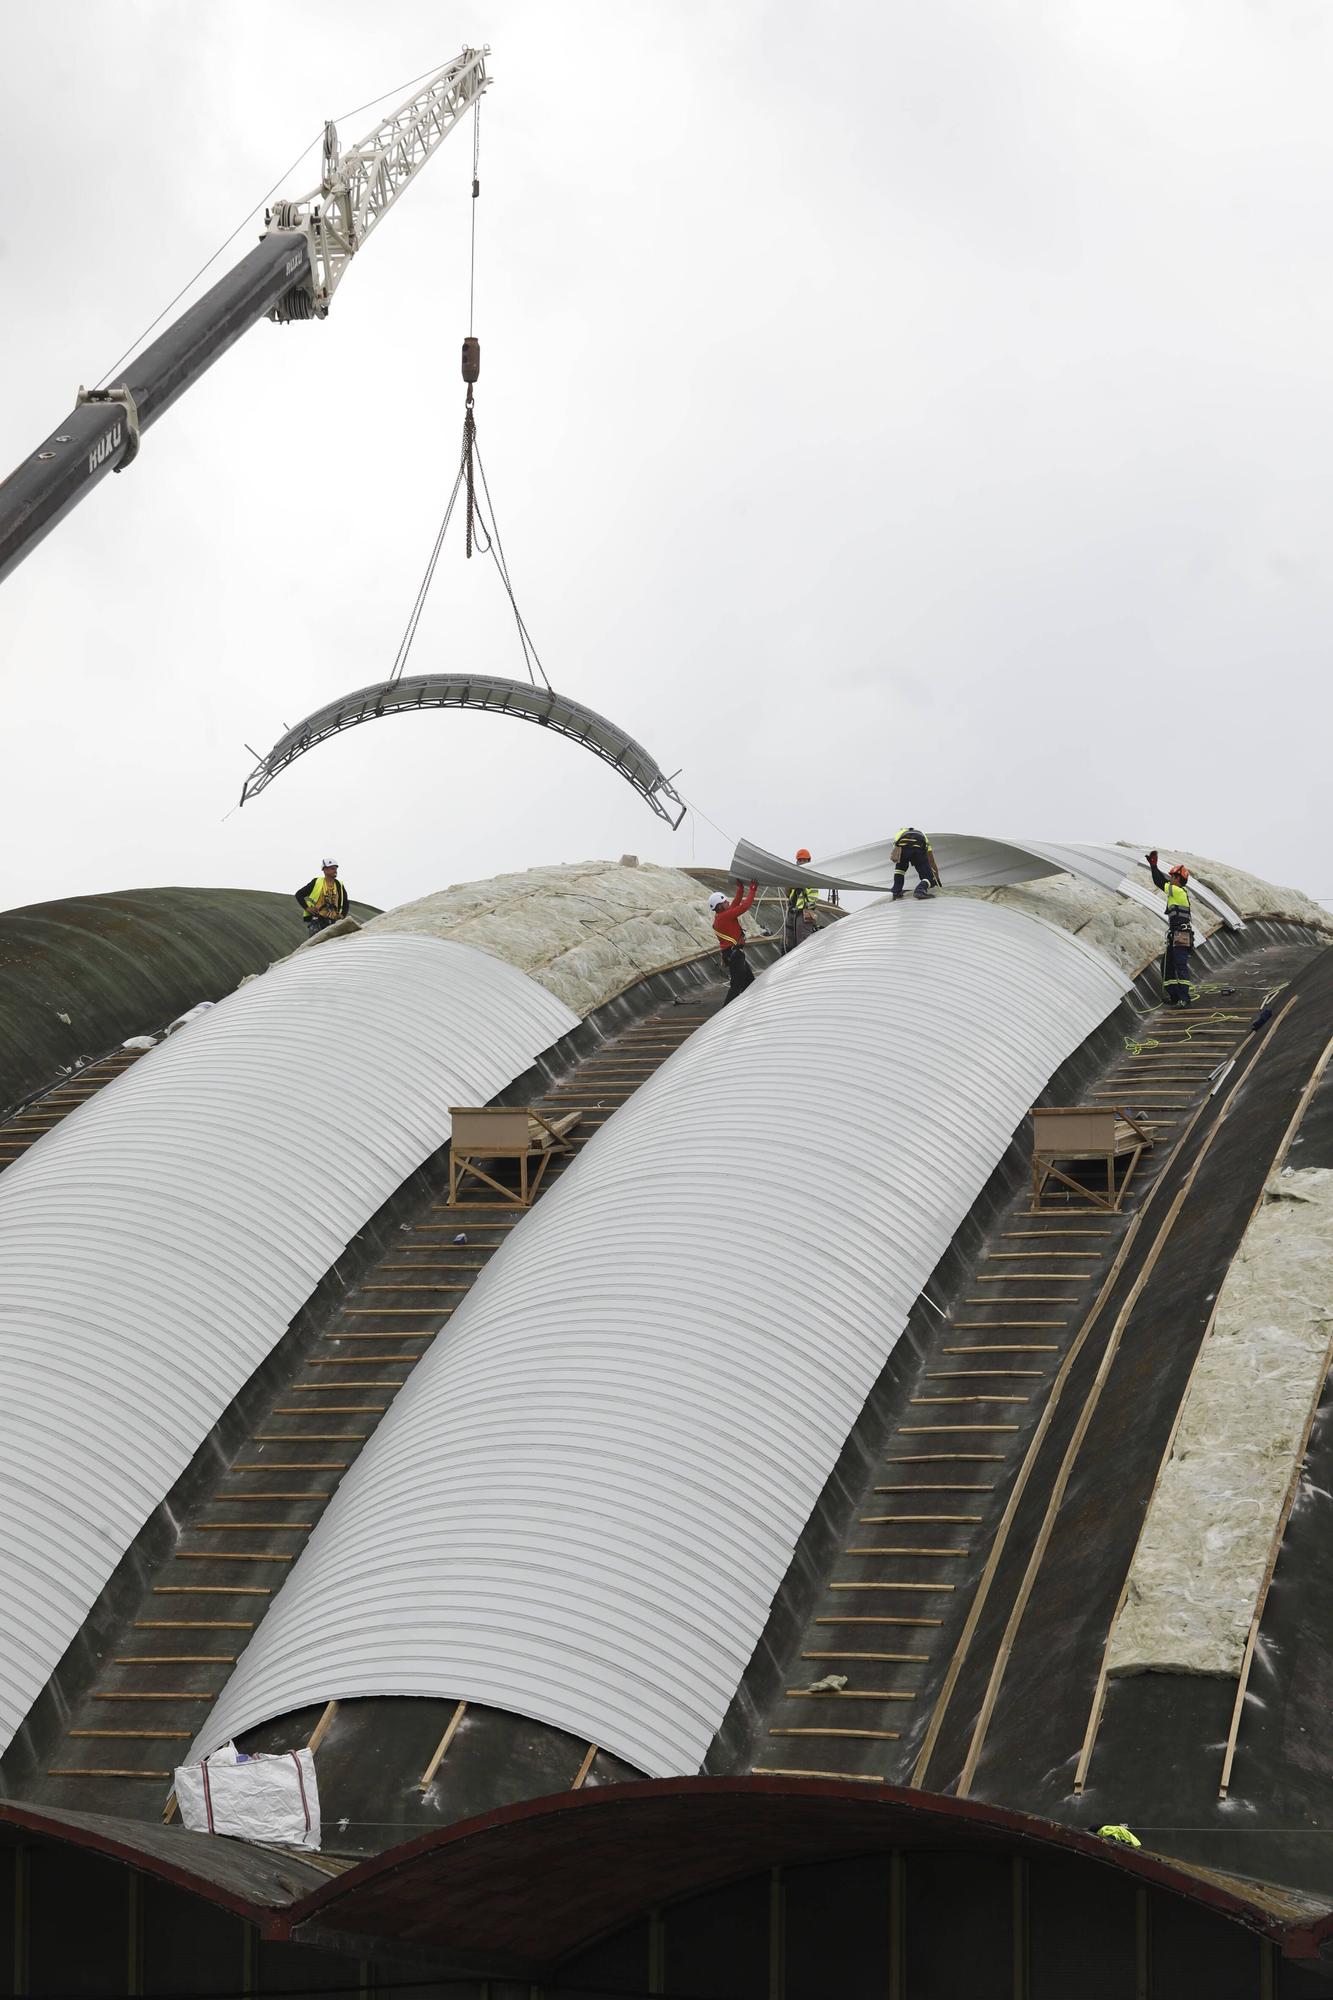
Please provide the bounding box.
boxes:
[196,899,1130,1777]
[0,934,576,1759]
[1065,841,1245,931]
[817,832,1060,889]
[734,835,1245,929]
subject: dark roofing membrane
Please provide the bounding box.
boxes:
[928,943,1333,1899]
[0,884,375,1115]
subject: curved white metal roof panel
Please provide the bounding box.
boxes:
[733,834,1245,930]
[0,934,576,1758]
[198,899,1129,1777]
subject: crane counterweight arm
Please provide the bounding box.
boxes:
[0,48,487,585]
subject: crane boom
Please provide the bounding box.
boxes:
[270,49,488,319]
[0,49,488,587]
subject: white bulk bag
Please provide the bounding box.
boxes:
[174,1741,321,1849]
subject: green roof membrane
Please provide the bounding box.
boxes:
[0,886,372,1116]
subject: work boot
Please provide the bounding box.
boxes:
[913,882,932,900]
[891,889,904,900]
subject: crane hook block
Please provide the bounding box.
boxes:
[461,337,481,385]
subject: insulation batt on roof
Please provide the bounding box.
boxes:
[1107,1168,1333,1678]
[359,860,734,1017]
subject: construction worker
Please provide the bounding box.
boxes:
[891,827,940,901]
[785,848,820,952]
[1146,850,1193,1007]
[295,858,349,937]
[709,880,758,1005]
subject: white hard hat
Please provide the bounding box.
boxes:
[321,857,338,869]
[708,891,728,911]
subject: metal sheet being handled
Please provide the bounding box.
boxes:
[730,834,1246,930]
[239,673,688,827]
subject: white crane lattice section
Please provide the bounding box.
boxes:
[269,49,489,316]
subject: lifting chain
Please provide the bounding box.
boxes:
[462,388,477,558]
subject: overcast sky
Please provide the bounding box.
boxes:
[2,0,1331,916]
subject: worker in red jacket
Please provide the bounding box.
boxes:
[709,880,758,1005]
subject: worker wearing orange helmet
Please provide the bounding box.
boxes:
[784,847,821,952]
[1146,851,1194,1007]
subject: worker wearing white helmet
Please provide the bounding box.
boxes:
[295,858,349,936]
[710,879,758,1005]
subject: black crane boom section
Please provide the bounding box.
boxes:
[0,234,310,586]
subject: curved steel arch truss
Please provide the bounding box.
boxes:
[240,673,687,826]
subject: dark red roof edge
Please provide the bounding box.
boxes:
[5,1779,1331,1963]
[297,1777,1333,1962]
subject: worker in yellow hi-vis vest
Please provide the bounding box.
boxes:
[1146,850,1193,1008]
[784,847,821,952]
[891,827,940,901]
[295,858,349,937]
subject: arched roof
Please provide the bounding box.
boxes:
[0,933,576,1759]
[0,885,348,1117]
[196,898,1130,1774]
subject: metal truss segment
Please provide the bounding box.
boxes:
[239,673,688,827]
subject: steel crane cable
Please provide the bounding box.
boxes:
[385,416,551,694]
[386,460,466,687]
[472,436,551,690]
[334,58,457,128]
[469,97,482,336]
[92,132,323,389]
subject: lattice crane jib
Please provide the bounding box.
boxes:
[0,50,490,583]
[267,50,489,319]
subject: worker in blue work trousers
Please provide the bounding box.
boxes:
[1146,850,1193,1006]
[785,848,821,951]
[891,828,940,901]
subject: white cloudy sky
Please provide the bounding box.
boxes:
[2,0,1331,916]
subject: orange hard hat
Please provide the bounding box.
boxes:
[1170,863,1190,883]
[795,848,812,863]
